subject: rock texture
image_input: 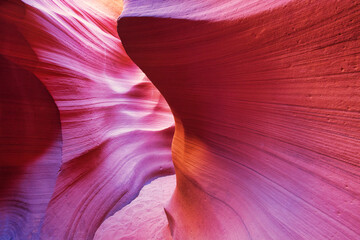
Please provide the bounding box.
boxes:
[0,50,62,240]
[1,0,360,239]
[118,0,360,239]
[1,0,174,239]
[94,175,175,240]
[0,2,62,238]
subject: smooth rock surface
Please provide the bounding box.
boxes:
[0,2,62,238]
[0,26,62,240]
[1,0,174,239]
[94,175,175,240]
[118,0,360,239]
[1,0,359,239]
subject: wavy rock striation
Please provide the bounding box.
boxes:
[95,175,175,240]
[1,0,174,239]
[0,51,62,240]
[0,2,62,238]
[118,0,360,239]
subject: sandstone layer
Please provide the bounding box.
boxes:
[118,0,360,239]
[1,0,359,239]
[1,0,174,239]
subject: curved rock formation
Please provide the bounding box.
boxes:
[95,175,175,240]
[1,0,174,239]
[0,53,62,240]
[0,3,62,238]
[118,0,360,239]
[1,0,359,239]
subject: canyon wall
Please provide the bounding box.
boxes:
[0,0,174,239]
[0,0,359,239]
[118,0,360,239]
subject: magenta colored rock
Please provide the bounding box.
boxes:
[0,2,62,238]
[1,0,174,239]
[118,0,360,239]
[1,0,360,239]
[94,175,175,240]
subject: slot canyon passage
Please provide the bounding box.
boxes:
[0,0,359,239]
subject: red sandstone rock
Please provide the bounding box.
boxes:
[1,0,174,239]
[118,0,360,239]
[0,2,62,238]
[1,0,360,239]
[94,175,175,240]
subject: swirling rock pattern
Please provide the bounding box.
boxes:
[1,0,360,239]
[0,2,62,238]
[1,0,174,239]
[118,0,360,239]
[94,175,175,240]
[0,51,62,240]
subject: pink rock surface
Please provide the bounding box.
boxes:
[118,0,360,239]
[1,0,360,239]
[0,53,62,240]
[1,0,174,239]
[0,2,62,238]
[94,175,175,240]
